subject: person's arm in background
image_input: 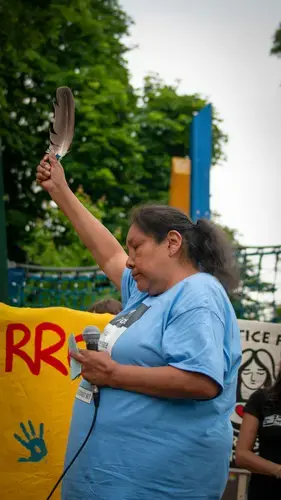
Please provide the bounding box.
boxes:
[236,412,281,477]
[36,154,127,289]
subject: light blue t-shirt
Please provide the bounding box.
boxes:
[62,270,241,500]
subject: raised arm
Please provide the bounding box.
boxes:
[36,154,127,288]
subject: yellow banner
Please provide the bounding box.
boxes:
[0,303,112,500]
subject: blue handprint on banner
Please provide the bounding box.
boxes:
[14,420,47,462]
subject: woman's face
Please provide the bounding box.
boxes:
[241,359,267,391]
[126,224,172,295]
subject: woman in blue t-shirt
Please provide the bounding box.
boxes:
[36,154,241,500]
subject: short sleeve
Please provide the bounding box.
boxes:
[162,307,225,393]
[244,389,266,421]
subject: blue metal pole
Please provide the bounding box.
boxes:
[190,104,212,221]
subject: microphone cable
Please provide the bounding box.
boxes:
[45,390,100,500]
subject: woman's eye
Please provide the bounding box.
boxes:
[257,369,265,374]
[243,369,251,374]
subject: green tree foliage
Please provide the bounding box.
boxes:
[0,0,143,262]
[233,250,277,321]
[0,0,227,264]
[271,22,281,57]
[23,187,108,267]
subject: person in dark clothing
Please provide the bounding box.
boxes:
[236,363,281,499]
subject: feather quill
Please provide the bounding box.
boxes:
[47,87,75,160]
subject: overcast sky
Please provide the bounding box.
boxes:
[120,0,281,246]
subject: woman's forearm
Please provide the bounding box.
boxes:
[110,364,219,399]
[236,450,281,477]
[50,185,127,287]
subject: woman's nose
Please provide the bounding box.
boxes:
[126,255,134,269]
[250,373,256,382]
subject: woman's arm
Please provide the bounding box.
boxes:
[71,350,220,400]
[36,154,127,289]
[48,185,127,288]
[236,413,281,476]
[71,306,224,400]
[111,363,219,399]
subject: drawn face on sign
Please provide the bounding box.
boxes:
[241,359,267,390]
[238,349,275,402]
[231,348,276,432]
[229,323,281,467]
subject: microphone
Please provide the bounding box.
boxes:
[82,325,100,351]
[82,326,101,407]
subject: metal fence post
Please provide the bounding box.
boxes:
[237,473,248,500]
[0,137,8,303]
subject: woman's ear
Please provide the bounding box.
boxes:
[167,230,182,256]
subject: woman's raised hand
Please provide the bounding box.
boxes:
[36,153,68,195]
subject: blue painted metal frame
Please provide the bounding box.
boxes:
[190,104,212,221]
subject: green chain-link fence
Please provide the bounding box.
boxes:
[8,265,119,311]
[234,245,281,322]
[8,245,281,321]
